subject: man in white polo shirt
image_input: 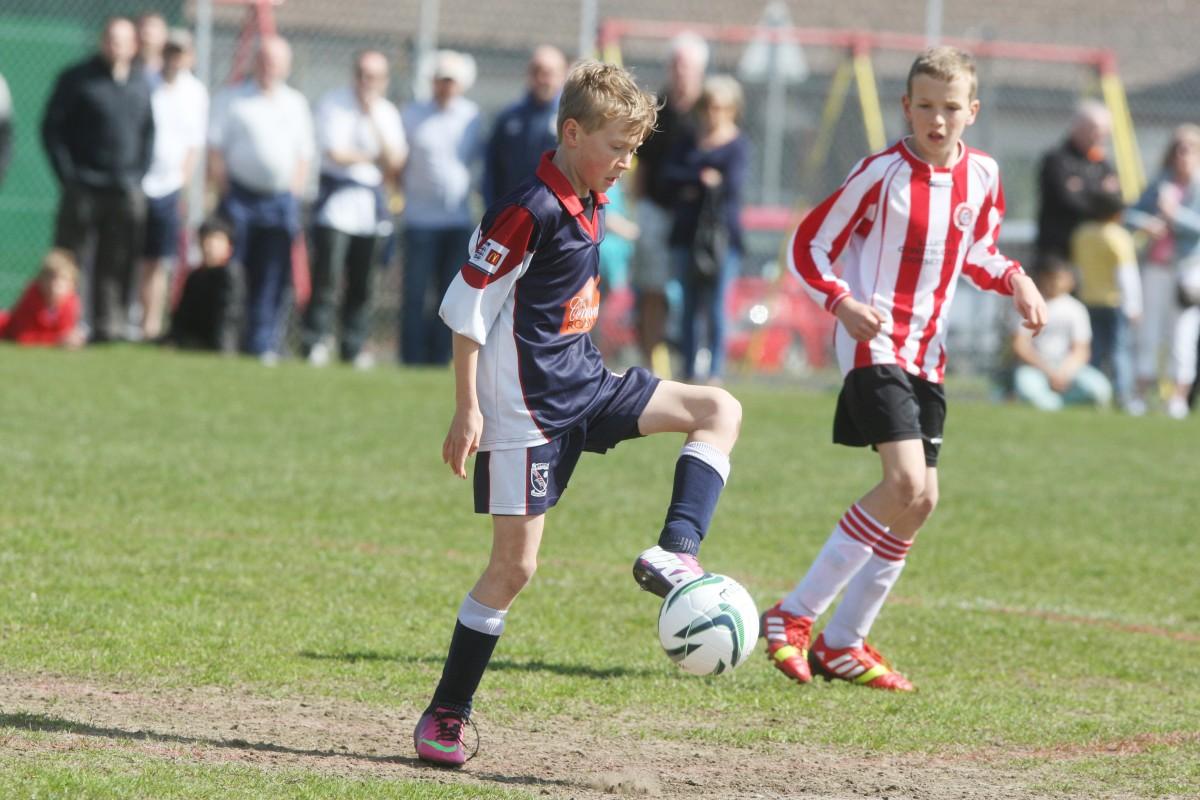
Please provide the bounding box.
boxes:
[302,49,406,369]
[208,34,313,360]
[139,29,208,340]
[399,49,482,365]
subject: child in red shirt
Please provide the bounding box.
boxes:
[0,248,84,347]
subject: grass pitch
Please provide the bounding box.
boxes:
[0,346,1196,798]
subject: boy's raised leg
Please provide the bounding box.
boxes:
[416,514,543,765]
[631,381,741,597]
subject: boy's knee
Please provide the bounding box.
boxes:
[487,554,538,598]
[883,469,925,508]
[501,559,537,597]
[910,487,938,523]
[511,556,538,588]
[708,388,742,433]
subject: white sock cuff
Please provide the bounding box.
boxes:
[680,441,730,484]
[852,503,889,535]
[458,593,507,636]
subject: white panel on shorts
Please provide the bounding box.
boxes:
[487,448,531,515]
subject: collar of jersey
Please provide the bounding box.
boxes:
[898,137,966,175]
[536,151,610,223]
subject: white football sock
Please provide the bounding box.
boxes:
[779,504,885,618]
[458,593,508,636]
[822,528,913,650]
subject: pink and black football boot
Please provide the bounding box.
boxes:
[632,545,705,598]
[413,705,475,766]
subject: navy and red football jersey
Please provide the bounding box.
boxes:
[439,152,625,451]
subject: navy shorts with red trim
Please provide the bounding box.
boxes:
[833,364,947,467]
[473,366,660,514]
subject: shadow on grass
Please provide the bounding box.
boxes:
[0,711,415,765]
[298,650,658,679]
[1,711,579,792]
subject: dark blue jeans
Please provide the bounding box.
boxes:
[1087,305,1133,405]
[673,246,739,381]
[401,225,473,365]
[220,184,299,356]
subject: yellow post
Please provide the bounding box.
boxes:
[600,39,622,66]
[853,49,887,152]
[803,58,855,189]
[1100,70,1144,202]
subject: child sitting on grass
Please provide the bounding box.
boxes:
[162,216,243,353]
[0,248,84,348]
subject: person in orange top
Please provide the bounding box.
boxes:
[0,248,85,347]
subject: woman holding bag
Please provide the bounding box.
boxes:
[664,75,749,384]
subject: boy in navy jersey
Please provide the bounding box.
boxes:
[761,47,1047,691]
[415,62,742,765]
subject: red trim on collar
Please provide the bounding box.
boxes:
[535,151,609,241]
[898,137,965,175]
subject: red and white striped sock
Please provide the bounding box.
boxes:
[780,503,887,618]
[822,530,913,650]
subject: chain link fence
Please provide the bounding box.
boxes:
[2,1,1198,373]
[606,20,1200,376]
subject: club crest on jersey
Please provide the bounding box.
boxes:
[529,462,549,498]
[953,202,977,232]
[559,276,601,335]
[469,238,510,275]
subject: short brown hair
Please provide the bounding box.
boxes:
[40,248,79,285]
[906,46,977,100]
[556,61,658,142]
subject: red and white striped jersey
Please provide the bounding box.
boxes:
[788,139,1023,383]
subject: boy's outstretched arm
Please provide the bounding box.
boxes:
[442,332,483,479]
[1009,273,1047,336]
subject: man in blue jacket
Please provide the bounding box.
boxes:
[482,45,567,207]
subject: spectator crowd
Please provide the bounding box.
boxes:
[0,13,1198,419]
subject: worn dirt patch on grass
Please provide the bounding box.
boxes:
[0,672,1153,799]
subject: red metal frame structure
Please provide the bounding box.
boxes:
[599,19,1115,65]
[215,0,282,83]
[599,18,1144,211]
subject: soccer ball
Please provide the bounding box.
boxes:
[658,573,759,676]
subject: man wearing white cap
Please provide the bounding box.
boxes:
[399,50,482,365]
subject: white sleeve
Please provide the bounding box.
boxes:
[1117,263,1142,318]
[439,204,538,344]
[384,103,408,164]
[785,157,881,312]
[962,173,1023,295]
[190,83,210,149]
[291,90,316,162]
[315,94,344,156]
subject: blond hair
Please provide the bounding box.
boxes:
[556,61,658,142]
[40,248,79,285]
[906,46,977,100]
[696,74,744,121]
[1162,123,1200,172]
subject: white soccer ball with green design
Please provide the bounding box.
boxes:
[658,573,759,676]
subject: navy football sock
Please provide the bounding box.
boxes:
[658,442,730,556]
[431,595,506,714]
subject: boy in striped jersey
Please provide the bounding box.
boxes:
[762,47,1047,691]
